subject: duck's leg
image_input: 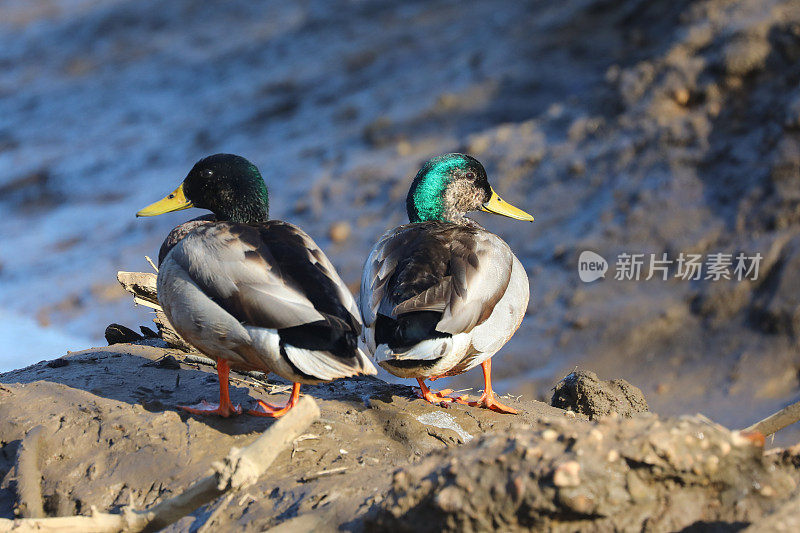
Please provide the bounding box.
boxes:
[248,382,301,418]
[416,378,469,406]
[468,360,517,414]
[179,359,243,417]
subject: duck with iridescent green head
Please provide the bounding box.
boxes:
[137,154,376,418]
[359,153,533,413]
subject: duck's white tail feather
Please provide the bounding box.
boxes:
[373,337,453,363]
[355,346,378,375]
[283,344,377,381]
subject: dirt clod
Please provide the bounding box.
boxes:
[550,370,648,419]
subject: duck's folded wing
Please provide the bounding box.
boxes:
[271,221,363,328]
[173,221,365,332]
[172,222,374,378]
[359,226,403,330]
[361,224,514,337]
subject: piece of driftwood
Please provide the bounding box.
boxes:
[15,426,46,519]
[0,397,320,533]
[117,271,159,308]
[299,466,348,482]
[178,354,272,383]
[144,255,158,273]
[742,398,800,437]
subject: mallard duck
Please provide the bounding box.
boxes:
[359,153,533,413]
[137,153,376,417]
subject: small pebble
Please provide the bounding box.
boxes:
[542,429,558,442]
[673,87,690,106]
[553,461,581,487]
[328,221,351,243]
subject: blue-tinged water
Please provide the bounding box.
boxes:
[0,309,91,373]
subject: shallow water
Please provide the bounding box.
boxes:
[0,308,91,372]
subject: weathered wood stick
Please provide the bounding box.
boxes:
[183,354,217,367]
[0,397,320,533]
[144,256,158,273]
[742,398,800,437]
[180,354,270,383]
[15,426,45,519]
[117,272,158,306]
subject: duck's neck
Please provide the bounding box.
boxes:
[223,204,269,224]
[216,182,269,224]
[407,178,475,224]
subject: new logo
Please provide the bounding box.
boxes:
[578,251,608,282]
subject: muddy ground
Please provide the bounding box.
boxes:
[0,345,799,531]
[0,345,566,531]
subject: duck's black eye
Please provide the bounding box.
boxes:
[465,172,475,180]
[201,169,214,178]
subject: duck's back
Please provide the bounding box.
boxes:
[158,220,373,382]
[360,220,526,376]
[157,214,216,265]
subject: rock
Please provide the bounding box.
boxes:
[673,87,691,106]
[141,354,181,369]
[550,370,648,419]
[552,461,581,487]
[104,323,143,345]
[328,221,351,243]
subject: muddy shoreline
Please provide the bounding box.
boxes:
[1,344,798,531]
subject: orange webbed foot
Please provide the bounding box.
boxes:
[468,392,518,414]
[246,400,295,418]
[247,382,301,418]
[464,360,518,414]
[179,400,242,417]
[416,380,469,407]
[180,359,243,417]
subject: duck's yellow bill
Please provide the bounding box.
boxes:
[480,188,534,221]
[136,184,193,217]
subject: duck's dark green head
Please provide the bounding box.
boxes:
[406,153,534,224]
[137,153,269,224]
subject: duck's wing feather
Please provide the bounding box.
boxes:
[360,222,513,337]
[169,221,373,378]
[173,221,359,332]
